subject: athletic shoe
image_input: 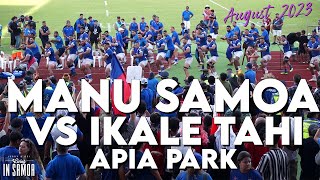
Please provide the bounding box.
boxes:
[272,42,277,45]
[289,66,293,72]
[88,78,93,83]
[281,70,288,75]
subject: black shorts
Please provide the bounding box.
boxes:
[90,37,99,45]
[58,47,65,57]
[77,33,81,39]
[64,40,69,46]
[124,42,128,50]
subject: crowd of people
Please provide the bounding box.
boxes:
[0,4,320,180]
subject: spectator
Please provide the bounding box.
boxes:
[39,21,50,47]
[226,68,239,90]
[147,72,158,97]
[46,143,86,180]
[182,6,193,30]
[244,63,256,84]
[230,151,263,180]
[141,78,154,113]
[203,5,211,25]
[0,23,2,47]
[272,13,283,44]
[220,72,233,95]
[9,16,21,49]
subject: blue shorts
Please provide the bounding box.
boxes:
[166,50,174,60]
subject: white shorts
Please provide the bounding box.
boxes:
[147,43,154,50]
[262,55,272,61]
[116,53,125,60]
[310,56,320,65]
[210,33,218,39]
[105,63,112,70]
[174,45,179,50]
[185,57,193,65]
[207,56,218,63]
[138,60,148,67]
[29,62,39,70]
[156,52,166,60]
[48,61,57,67]
[284,51,292,58]
[67,54,77,61]
[273,30,282,36]
[183,20,191,30]
[233,51,243,58]
[81,58,93,66]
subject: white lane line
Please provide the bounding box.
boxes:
[104,0,107,6]
[107,23,111,32]
[106,10,109,17]
[208,0,260,27]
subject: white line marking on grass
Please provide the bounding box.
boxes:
[107,23,111,32]
[104,0,107,6]
[208,0,260,27]
[106,10,109,17]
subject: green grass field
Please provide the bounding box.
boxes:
[0,0,319,81]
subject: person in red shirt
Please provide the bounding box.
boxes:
[203,5,211,25]
[263,17,271,34]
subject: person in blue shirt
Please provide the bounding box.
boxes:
[170,26,180,65]
[194,27,207,66]
[23,23,31,44]
[147,72,158,97]
[65,35,78,76]
[230,151,263,180]
[250,23,259,42]
[221,25,234,65]
[307,36,320,82]
[144,26,154,44]
[163,30,175,68]
[110,37,126,64]
[206,35,219,77]
[244,63,256,84]
[78,39,93,83]
[75,14,84,39]
[151,16,163,42]
[43,78,56,108]
[182,6,194,30]
[20,43,38,74]
[88,16,95,28]
[232,21,241,40]
[102,42,113,78]
[26,37,41,64]
[132,41,148,76]
[258,38,272,77]
[104,30,113,42]
[137,32,148,47]
[119,24,129,54]
[116,28,125,48]
[46,143,86,180]
[129,17,138,38]
[208,17,219,38]
[229,34,243,73]
[0,132,23,180]
[139,17,147,36]
[242,29,255,63]
[79,26,89,42]
[278,35,293,74]
[180,38,193,79]
[50,31,64,69]
[155,33,166,72]
[140,78,154,113]
[44,42,57,76]
[259,25,270,46]
[62,20,75,46]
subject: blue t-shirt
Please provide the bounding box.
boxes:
[308,41,320,57]
[137,37,147,47]
[230,169,263,180]
[24,28,31,36]
[232,39,242,52]
[232,26,241,39]
[151,22,163,36]
[165,35,175,51]
[0,146,20,180]
[225,31,234,40]
[208,41,218,56]
[141,88,153,113]
[43,85,55,107]
[173,86,184,95]
[182,10,193,21]
[210,21,219,33]
[147,78,159,97]
[245,69,256,84]
[79,32,89,41]
[54,36,64,49]
[261,29,269,42]
[46,153,85,180]
[156,38,165,53]
[113,43,124,54]
[24,48,34,60]
[104,48,113,65]
[249,28,259,41]
[171,31,180,45]
[22,112,50,148]
[145,31,154,42]
[82,43,93,59]
[198,31,207,46]
[139,22,147,32]
[243,33,255,47]
[282,40,291,53]
[259,42,270,56]
[122,29,129,43]
[176,171,212,180]
[129,22,138,32]
[75,18,84,33]
[68,39,78,54]
[46,47,56,61]
[29,42,40,55]
[183,44,192,58]
[62,26,75,40]
[116,32,124,47]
